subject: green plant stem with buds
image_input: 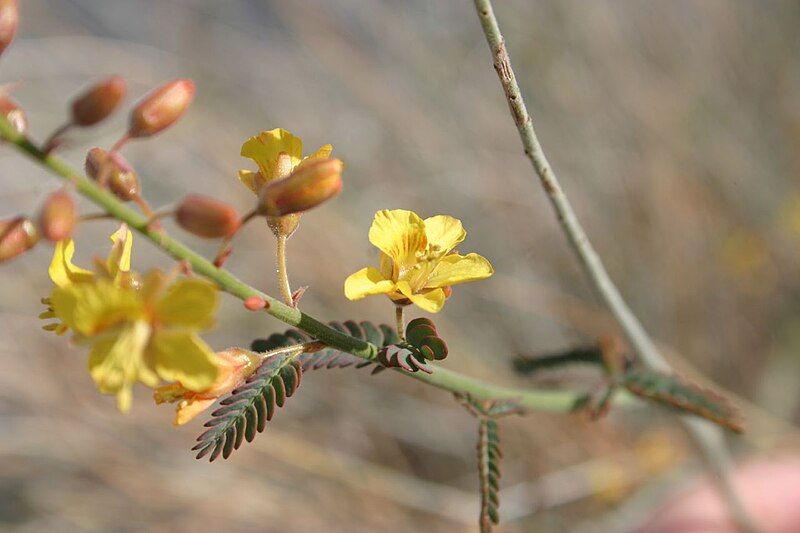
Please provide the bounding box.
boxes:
[0,116,616,414]
[472,1,755,530]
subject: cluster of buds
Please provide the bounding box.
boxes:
[0,24,196,263]
[0,0,339,278]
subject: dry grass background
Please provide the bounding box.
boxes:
[1,0,800,531]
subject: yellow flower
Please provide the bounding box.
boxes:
[238,128,332,236]
[50,270,220,412]
[40,224,134,335]
[154,347,262,425]
[238,128,332,195]
[344,209,494,313]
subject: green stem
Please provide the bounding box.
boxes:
[472,1,755,530]
[276,233,293,306]
[0,116,607,413]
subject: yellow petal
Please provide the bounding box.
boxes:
[150,331,218,392]
[107,225,133,278]
[117,385,133,413]
[156,278,218,329]
[299,143,333,166]
[174,398,216,426]
[426,253,494,288]
[140,270,168,302]
[237,169,269,195]
[424,215,466,255]
[87,320,154,412]
[395,281,446,313]
[48,239,94,287]
[344,267,395,300]
[368,209,427,268]
[51,280,142,336]
[240,128,303,180]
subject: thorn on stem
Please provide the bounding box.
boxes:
[214,246,233,268]
[178,259,192,276]
[291,286,308,308]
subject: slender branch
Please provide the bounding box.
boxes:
[471,1,755,531]
[275,234,293,306]
[477,416,493,533]
[0,115,623,414]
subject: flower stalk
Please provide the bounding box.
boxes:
[276,233,292,307]
[395,305,405,341]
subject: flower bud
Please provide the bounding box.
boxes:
[0,0,18,58]
[128,79,195,138]
[175,194,240,238]
[256,158,343,217]
[0,216,38,262]
[85,147,140,201]
[38,190,76,242]
[0,94,26,134]
[154,347,262,426]
[71,76,126,127]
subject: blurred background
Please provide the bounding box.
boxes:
[1,0,799,531]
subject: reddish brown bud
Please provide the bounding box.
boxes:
[175,195,240,239]
[0,94,26,134]
[243,296,267,311]
[38,190,76,242]
[85,147,140,201]
[71,76,126,127]
[0,216,38,262]
[257,158,343,217]
[442,286,453,299]
[128,79,195,138]
[0,0,18,58]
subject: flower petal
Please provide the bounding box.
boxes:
[240,128,303,180]
[424,215,466,255]
[87,320,154,412]
[344,267,395,300]
[51,280,142,335]
[426,253,494,288]
[299,144,333,166]
[156,278,218,329]
[48,239,94,287]
[150,331,218,392]
[107,224,133,279]
[368,209,427,268]
[174,397,216,426]
[237,169,267,195]
[395,281,446,313]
